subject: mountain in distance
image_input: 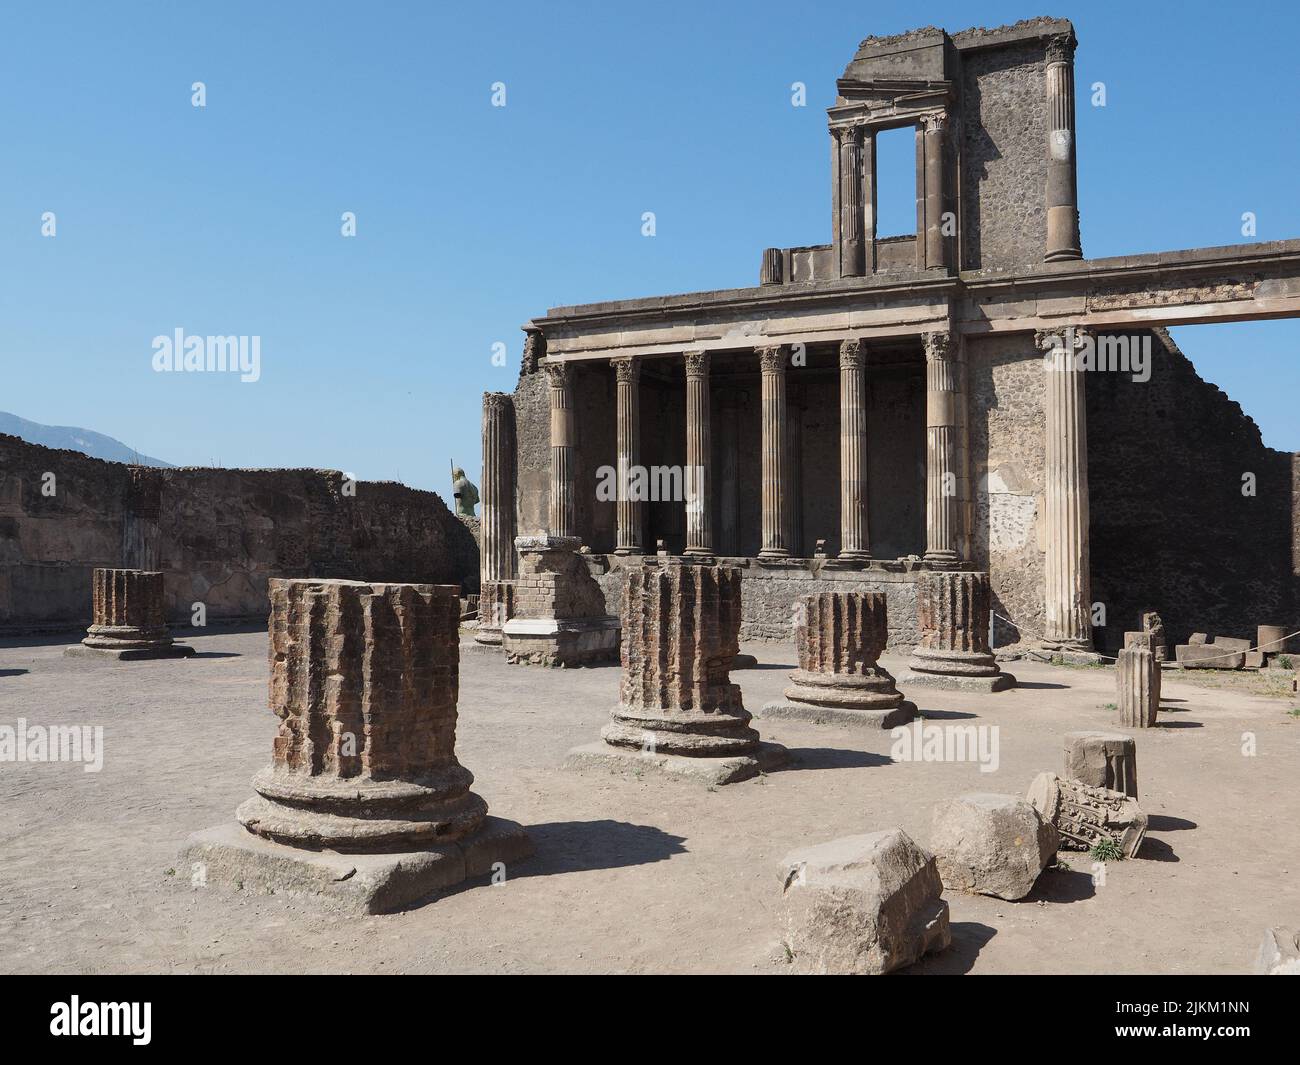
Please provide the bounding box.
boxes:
[0,410,172,467]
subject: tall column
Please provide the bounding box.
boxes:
[546,361,576,539]
[923,332,960,563]
[838,125,865,278]
[838,338,871,561]
[683,350,713,556]
[1044,34,1082,262]
[481,392,516,583]
[718,391,741,556]
[611,356,643,555]
[790,384,804,556]
[758,344,793,559]
[921,112,951,270]
[1040,327,1093,651]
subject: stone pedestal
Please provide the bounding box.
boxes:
[899,571,1014,692]
[566,562,787,785]
[473,579,515,646]
[65,568,193,660]
[1026,772,1146,859]
[178,579,532,914]
[760,592,917,728]
[501,536,619,666]
[1116,646,1160,728]
[1063,730,1138,798]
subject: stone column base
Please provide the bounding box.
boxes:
[501,616,620,667]
[1031,645,1103,666]
[178,816,532,915]
[903,648,1015,691]
[563,740,788,787]
[897,670,1014,693]
[758,699,917,730]
[66,639,195,661]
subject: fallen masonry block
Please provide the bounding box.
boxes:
[777,828,950,974]
[1063,730,1138,798]
[929,793,1058,901]
[1027,772,1147,858]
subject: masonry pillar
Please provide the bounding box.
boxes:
[838,338,871,561]
[684,350,713,556]
[546,361,577,539]
[838,125,866,278]
[612,356,643,555]
[481,392,516,583]
[1040,328,1093,653]
[758,344,793,559]
[67,568,194,660]
[924,331,960,564]
[1044,34,1082,262]
[921,112,951,271]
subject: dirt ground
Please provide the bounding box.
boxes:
[1,627,1296,975]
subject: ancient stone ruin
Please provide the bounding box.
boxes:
[500,535,619,666]
[566,561,786,785]
[1027,772,1147,859]
[777,828,951,975]
[64,568,194,660]
[1116,645,1160,728]
[901,571,1014,692]
[760,591,917,727]
[1063,730,1138,799]
[929,793,1057,901]
[179,578,531,913]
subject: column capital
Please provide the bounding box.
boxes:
[757,344,787,373]
[1045,32,1076,65]
[610,355,641,383]
[544,359,572,387]
[484,390,513,413]
[833,122,864,146]
[923,331,954,362]
[684,350,711,378]
[839,337,865,370]
[920,110,949,136]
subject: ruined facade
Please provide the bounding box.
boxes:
[483,17,1300,653]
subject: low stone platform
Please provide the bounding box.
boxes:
[758,699,917,729]
[564,740,789,787]
[179,816,533,915]
[896,669,1015,693]
[65,642,195,661]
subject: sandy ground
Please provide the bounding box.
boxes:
[0,627,1296,975]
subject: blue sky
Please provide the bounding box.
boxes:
[2,0,1296,494]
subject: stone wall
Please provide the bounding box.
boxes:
[1087,328,1300,651]
[0,433,479,633]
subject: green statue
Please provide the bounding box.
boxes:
[450,461,479,517]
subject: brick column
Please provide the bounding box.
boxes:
[924,331,960,563]
[758,344,793,559]
[838,338,871,561]
[612,356,643,555]
[1039,327,1093,652]
[546,361,576,539]
[684,350,713,556]
[71,568,193,659]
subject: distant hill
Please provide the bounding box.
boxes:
[0,411,172,467]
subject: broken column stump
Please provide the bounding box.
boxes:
[1026,771,1147,858]
[565,561,788,785]
[179,578,532,914]
[473,579,515,646]
[1063,730,1138,798]
[900,570,1015,692]
[759,591,918,728]
[1116,645,1160,728]
[64,568,194,660]
[501,535,619,666]
[776,828,950,974]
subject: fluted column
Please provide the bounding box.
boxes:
[924,332,960,563]
[612,357,643,555]
[481,392,516,583]
[1040,328,1093,651]
[758,344,793,559]
[1044,34,1082,261]
[838,338,871,561]
[921,112,950,270]
[718,392,741,556]
[546,361,576,539]
[838,124,865,277]
[684,350,713,556]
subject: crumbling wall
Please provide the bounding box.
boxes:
[1088,328,1299,651]
[967,334,1046,647]
[0,434,478,632]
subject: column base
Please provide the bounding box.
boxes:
[897,670,1016,694]
[66,641,195,661]
[836,550,874,563]
[683,547,716,559]
[178,816,532,915]
[563,740,788,787]
[613,546,644,556]
[758,699,918,730]
[757,547,790,560]
[922,549,960,567]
